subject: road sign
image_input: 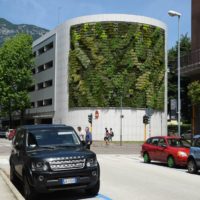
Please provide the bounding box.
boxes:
[145,108,153,117]
[95,110,99,119]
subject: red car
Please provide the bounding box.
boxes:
[141,136,191,168]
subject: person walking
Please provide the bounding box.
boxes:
[85,127,92,149]
[109,128,114,142]
[77,126,85,141]
[104,128,110,145]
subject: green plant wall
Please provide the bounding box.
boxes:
[69,22,165,109]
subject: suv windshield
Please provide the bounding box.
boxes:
[167,138,191,148]
[27,128,81,147]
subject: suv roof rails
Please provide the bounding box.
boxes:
[20,124,68,130]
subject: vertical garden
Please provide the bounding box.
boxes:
[69,22,165,109]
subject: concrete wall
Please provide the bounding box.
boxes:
[58,108,166,141]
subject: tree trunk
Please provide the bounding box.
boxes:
[20,110,25,125]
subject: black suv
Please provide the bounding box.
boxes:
[9,124,100,200]
[187,135,200,174]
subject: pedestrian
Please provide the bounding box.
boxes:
[85,127,92,149]
[77,126,85,141]
[104,128,110,145]
[109,128,114,141]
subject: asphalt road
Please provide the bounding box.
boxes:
[1,138,200,200]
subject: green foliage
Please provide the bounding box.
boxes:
[187,81,200,105]
[168,124,191,134]
[69,22,165,109]
[0,33,34,122]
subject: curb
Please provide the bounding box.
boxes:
[0,169,24,200]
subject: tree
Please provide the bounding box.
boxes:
[168,34,191,122]
[188,81,200,105]
[0,34,34,127]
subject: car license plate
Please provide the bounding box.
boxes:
[61,178,77,185]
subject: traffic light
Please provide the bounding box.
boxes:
[88,114,93,124]
[143,115,149,124]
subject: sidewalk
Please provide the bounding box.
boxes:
[0,169,24,200]
[91,141,142,154]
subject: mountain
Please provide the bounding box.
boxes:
[0,18,49,46]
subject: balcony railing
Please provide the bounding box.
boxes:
[181,49,200,68]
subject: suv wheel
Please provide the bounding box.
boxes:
[10,165,18,185]
[167,156,175,168]
[188,159,197,174]
[143,152,151,163]
[85,180,100,196]
[24,176,37,200]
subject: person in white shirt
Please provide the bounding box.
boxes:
[77,126,85,141]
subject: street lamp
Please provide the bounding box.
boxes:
[120,95,123,146]
[168,10,182,136]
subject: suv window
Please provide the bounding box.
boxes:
[27,128,81,147]
[13,129,25,146]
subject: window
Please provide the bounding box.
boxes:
[13,129,25,146]
[151,138,159,146]
[37,100,43,107]
[37,82,44,90]
[45,42,53,51]
[44,61,53,70]
[44,98,52,106]
[158,138,166,147]
[28,128,80,147]
[38,47,45,55]
[31,102,35,108]
[36,42,53,56]
[44,80,53,88]
[167,138,191,148]
[146,138,152,144]
[28,85,35,92]
[36,61,53,74]
[37,65,44,73]
[194,138,200,147]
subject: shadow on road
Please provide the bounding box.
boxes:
[140,160,188,171]
[14,181,97,200]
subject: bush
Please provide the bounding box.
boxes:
[168,124,191,136]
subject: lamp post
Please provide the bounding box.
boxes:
[120,95,123,146]
[168,10,182,136]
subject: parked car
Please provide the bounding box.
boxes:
[9,124,100,200]
[141,136,191,168]
[187,134,200,174]
[0,128,6,138]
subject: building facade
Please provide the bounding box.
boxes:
[27,14,167,141]
[181,0,200,133]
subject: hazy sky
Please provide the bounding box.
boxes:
[0,0,191,48]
